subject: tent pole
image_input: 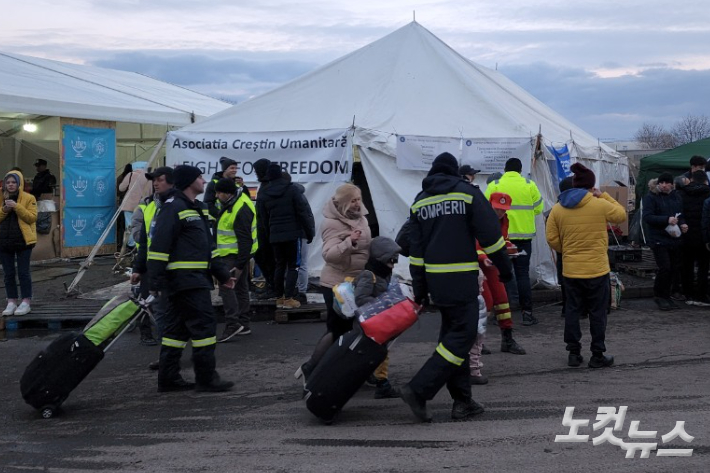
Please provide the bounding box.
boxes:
[65,135,166,295]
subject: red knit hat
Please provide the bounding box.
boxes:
[570,163,595,189]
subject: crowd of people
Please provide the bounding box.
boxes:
[7,149,710,422]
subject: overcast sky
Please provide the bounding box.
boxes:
[2,0,709,141]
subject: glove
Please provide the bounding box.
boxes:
[414,294,429,307]
[498,271,513,284]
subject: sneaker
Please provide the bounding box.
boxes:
[140,335,158,346]
[2,302,17,316]
[400,384,432,423]
[234,324,251,336]
[280,298,301,309]
[521,310,538,326]
[685,299,697,306]
[654,297,670,311]
[451,398,485,420]
[374,380,401,399]
[588,354,614,369]
[470,374,488,385]
[693,297,710,307]
[568,353,583,367]
[14,301,31,316]
[276,297,286,307]
[158,378,196,393]
[670,292,686,301]
[195,374,234,392]
[218,325,240,343]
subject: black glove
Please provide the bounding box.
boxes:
[498,271,513,284]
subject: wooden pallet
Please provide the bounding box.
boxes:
[3,300,106,331]
[274,303,327,323]
[616,262,656,277]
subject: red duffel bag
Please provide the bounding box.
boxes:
[356,284,419,345]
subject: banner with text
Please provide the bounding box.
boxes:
[396,135,531,175]
[62,125,116,248]
[167,129,352,183]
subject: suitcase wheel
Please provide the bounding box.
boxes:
[40,406,56,419]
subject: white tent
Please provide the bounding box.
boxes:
[170,21,628,287]
[0,51,230,126]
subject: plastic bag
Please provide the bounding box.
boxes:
[356,283,419,344]
[665,223,681,238]
[477,295,488,335]
[332,280,358,319]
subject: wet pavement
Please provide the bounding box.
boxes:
[0,259,708,472]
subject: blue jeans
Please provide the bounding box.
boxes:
[1,247,33,300]
[297,239,309,294]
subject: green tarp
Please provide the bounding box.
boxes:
[636,138,710,203]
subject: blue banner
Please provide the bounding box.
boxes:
[548,144,572,184]
[62,125,116,247]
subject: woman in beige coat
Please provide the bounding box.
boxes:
[295,183,371,383]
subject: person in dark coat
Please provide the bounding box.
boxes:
[30,159,56,200]
[642,173,687,310]
[256,163,315,309]
[678,170,710,305]
[252,158,278,299]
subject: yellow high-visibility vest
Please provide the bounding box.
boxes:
[485,171,543,239]
[215,193,258,257]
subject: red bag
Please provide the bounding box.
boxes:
[357,295,419,345]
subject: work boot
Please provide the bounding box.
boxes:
[148,360,160,371]
[276,297,286,308]
[451,398,485,420]
[500,328,526,355]
[568,352,583,367]
[280,298,301,309]
[400,384,432,423]
[140,327,158,346]
[374,379,401,399]
[521,310,538,326]
[157,378,195,393]
[195,374,234,392]
[588,353,614,369]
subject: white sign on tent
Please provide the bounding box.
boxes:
[396,135,532,175]
[167,129,352,182]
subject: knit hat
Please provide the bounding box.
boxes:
[427,152,459,177]
[220,156,238,171]
[504,158,523,173]
[266,163,283,181]
[571,162,595,189]
[215,177,237,194]
[253,158,271,182]
[657,172,674,184]
[173,165,202,190]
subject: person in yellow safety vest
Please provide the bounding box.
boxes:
[214,178,258,342]
[484,158,544,326]
[131,167,174,356]
[147,165,235,393]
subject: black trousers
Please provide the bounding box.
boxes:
[254,237,276,289]
[563,275,609,354]
[651,245,682,299]
[408,301,478,402]
[273,240,299,298]
[322,285,353,338]
[681,243,709,300]
[159,288,217,386]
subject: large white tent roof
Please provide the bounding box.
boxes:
[0,52,231,126]
[183,21,614,154]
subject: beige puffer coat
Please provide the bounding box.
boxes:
[319,198,371,288]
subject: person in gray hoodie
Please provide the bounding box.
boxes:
[353,236,402,399]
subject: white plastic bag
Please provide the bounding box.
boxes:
[332,281,358,319]
[665,213,682,238]
[477,295,488,335]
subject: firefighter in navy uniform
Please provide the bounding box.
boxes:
[400,152,513,422]
[147,165,235,393]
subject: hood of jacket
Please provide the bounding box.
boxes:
[559,188,591,209]
[369,236,401,264]
[263,178,290,198]
[322,195,369,227]
[682,181,710,198]
[421,173,464,196]
[3,170,25,198]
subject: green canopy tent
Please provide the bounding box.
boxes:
[635,138,710,204]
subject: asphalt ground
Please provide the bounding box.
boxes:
[0,259,708,472]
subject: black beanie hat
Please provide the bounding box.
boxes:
[266,163,283,181]
[173,165,202,190]
[570,162,596,189]
[215,177,237,194]
[220,156,238,171]
[657,172,674,184]
[504,158,523,173]
[427,152,459,177]
[253,158,271,182]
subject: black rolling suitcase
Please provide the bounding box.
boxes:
[304,331,388,423]
[20,294,149,418]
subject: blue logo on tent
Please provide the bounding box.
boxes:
[399,136,405,142]
[466,140,472,146]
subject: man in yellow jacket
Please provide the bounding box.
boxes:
[485,158,543,326]
[546,163,626,369]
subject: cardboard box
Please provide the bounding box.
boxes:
[600,186,630,236]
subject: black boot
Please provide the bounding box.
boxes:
[374,379,401,399]
[500,328,526,355]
